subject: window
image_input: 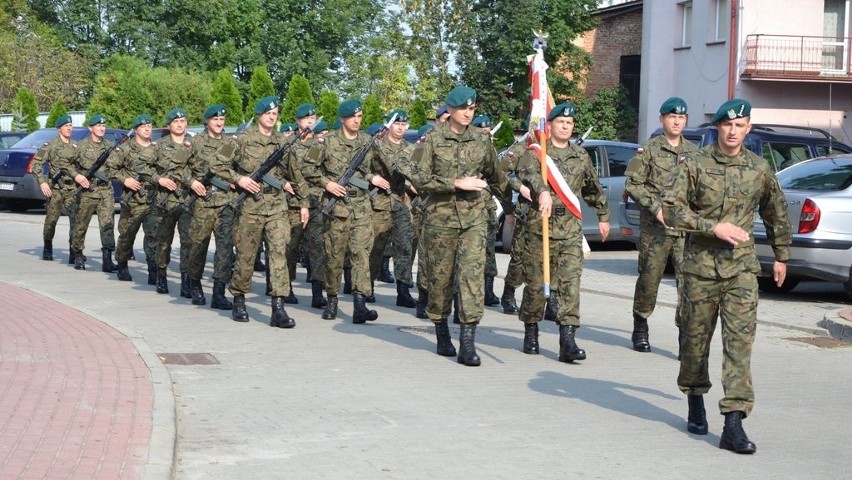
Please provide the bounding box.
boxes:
[761,142,810,171]
[714,0,729,41]
[680,2,693,47]
[583,147,604,176]
[816,142,852,156]
[605,146,636,177]
[822,0,848,71]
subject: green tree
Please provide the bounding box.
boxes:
[45,99,68,130]
[408,98,427,130]
[16,88,40,132]
[573,86,637,142]
[246,65,276,118]
[362,94,383,130]
[317,90,340,125]
[280,74,315,123]
[493,114,516,150]
[399,1,463,105]
[210,69,244,126]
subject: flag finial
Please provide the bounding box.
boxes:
[533,30,549,50]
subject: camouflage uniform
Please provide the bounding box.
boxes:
[283,139,310,286]
[625,134,698,326]
[296,138,326,284]
[31,137,79,253]
[662,143,791,416]
[108,139,160,266]
[62,136,116,257]
[500,142,532,290]
[369,136,410,283]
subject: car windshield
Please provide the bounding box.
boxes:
[778,158,852,191]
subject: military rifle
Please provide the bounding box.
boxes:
[497,132,531,160]
[322,112,397,216]
[182,170,232,209]
[119,175,146,207]
[76,134,131,194]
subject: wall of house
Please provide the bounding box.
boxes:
[581,10,643,99]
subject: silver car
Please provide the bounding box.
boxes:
[753,155,852,300]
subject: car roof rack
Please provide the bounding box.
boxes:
[750,124,833,139]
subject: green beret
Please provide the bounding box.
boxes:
[444,86,476,108]
[165,108,187,124]
[547,102,576,121]
[471,115,492,128]
[204,104,227,119]
[279,122,298,133]
[366,123,382,136]
[417,124,433,137]
[659,97,688,115]
[332,119,342,130]
[385,109,409,123]
[130,114,153,129]
[54,115,72,128]
[87,114,106,126]
[254,96,280,115]
[313,121,329,133]
[435,105,448,117]
[711,98,752,125]
[295,103,317,119]
[338,99,363,117]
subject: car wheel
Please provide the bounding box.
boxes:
[757,276,800,294]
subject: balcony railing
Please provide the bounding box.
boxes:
[743,34,852,81]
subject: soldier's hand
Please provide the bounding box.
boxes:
[238,176,260,194]
[190,180,207,197]
[520,185,532,201]
[454,177,487,191]
[300,207,309,228]
[538,191,552,217]
[75,174,90,189]
[326,181,347,197]
[599,221,611,242]
[773,261,787,287]
[40,182,52,198]
[283,182,295,196]
[713,222,749,246]
[124,177,142,191]
[371,175,390,191]
[655,209,670,228]
[159,177,177,191]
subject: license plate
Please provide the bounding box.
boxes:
[0,182,14,191]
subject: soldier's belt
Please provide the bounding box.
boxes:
[346,188,360,197]
[455,191,480,201]
[261,185,280,195]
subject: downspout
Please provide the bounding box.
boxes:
[727,0,739,99]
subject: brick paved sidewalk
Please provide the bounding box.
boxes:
[0,283,152,479]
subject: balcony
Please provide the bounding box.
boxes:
[742,34,852,82]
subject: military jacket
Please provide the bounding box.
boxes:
[499,142,529,193]
[106,139,157,207]
[371,137,409,211]
[186,131,234,208]
[408,121,508,229]
[61,136,113,195]
[625,134,698,235]
[303,129,375,219]
[284,137,314,209]
[31,137,77,190]
[212,125,307,215]
[662,143,792,279]
[517,140,609,240]
[138,135,192,207]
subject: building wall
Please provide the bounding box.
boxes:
[581,9,643,98]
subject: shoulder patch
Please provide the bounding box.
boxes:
[151,141,157,145]
[636,147,644,154]
[677,155,686,164]
[183,141,191,147]
[317,137,325,144]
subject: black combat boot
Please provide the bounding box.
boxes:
[378,257,395,284]
[365,281,376,303]
[435,320,457,357]
[253,246,266,272]
[558,325,586,363]
[155,270,169,294]
[146,260,157,285]
[352,294,378,324]
[210,280,232,310]
[116,262,132,281]
[42,239,53,260]
[190,279,206,305]
[416,288,429,319]
[342,267,352,294]
[544,297,558,322]
[270,296,296,328]
[484,275,500,306]
[284,287,299,304]
[687,394,708,435]
[396,282,416,308]
[180,272,192,298]
[523,322,539,354]
[310,281,327,309]
[101,248,117,273]
[322,295,339,320]
[232,294,249,322]
[632,314,651,352]
[501,285,519,314]
[67,246,76,264]
[719,411,756,454]
[73,250,86,270]
[457,323,481,367]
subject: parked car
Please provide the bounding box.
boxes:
[0,128,128,212]
[496,139,640,251]
[0,132,28,149]
[753,155,852,300]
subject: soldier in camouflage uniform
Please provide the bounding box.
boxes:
[369,109,416,308]
[408,86,509,366]
[516,102,610,362]
[624,97,698,352]
[31,115,79,263]
[108,114,160,283]
[304,99,379,324]
[62,114,118,272]
[471,115,502,307]
[185,104,236,309]
[662,99,791,454]
[141,108,194,297]
[498,136,532,315]
[212,96,308,327]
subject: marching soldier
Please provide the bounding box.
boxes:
[63,114,118,272]
[471,114,501,307]
[515,102,610,362]
[32,115,79,263]
[185,104,236,309]
[498,131,533,315]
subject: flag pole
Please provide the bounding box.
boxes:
[532,31,550,300]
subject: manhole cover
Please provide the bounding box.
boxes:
[787,337,852,349]
[158,353,220,365]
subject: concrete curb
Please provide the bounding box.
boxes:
[818,307,852,341]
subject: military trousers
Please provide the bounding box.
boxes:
[485,207,498,278]
[369,207,393,282]
[678,271,758,416]
[286,208,304,282]
[304,195,326,283]
[422,222,486,325]
[504,213,528,289]
[519,232,583,326]
[71,186,115,252]
[411,204,427,290]
[230,208,291,296]
[187,201,235,283]
[632,230,685,325]
[323,207,373,297]
[389,198,414,285]
[155,200,191,272]
[42,185,78,244]
[115,200,158,264]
